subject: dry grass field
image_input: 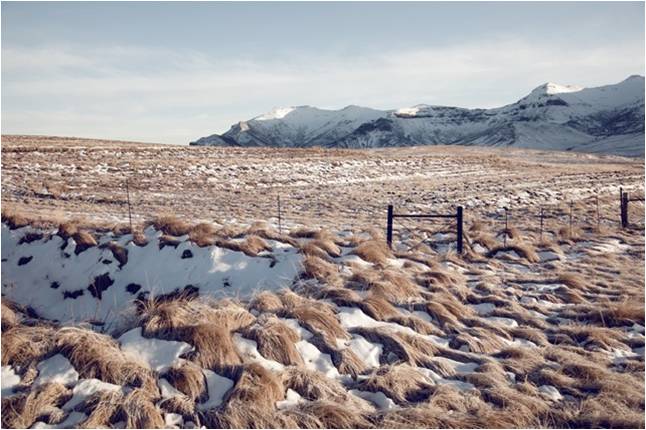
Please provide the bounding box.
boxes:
[1,135,645,428]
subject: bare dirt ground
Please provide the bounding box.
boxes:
[1,135,645,428]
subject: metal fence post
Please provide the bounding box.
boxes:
[456,206,463,254]
[386,205,394,249]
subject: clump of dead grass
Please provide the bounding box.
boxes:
[122,388,164,428]
[188,222,217,246]
[163,361,207,402]
[249,291,284,313]
[182,323,242,376]
[243,315,303,366]
[352,239,394,265]
[151,215,192,236]
[56,327,157,393]
[354,364,434,404]
[1,206,30,229]
[2,324,58,369]
[487,243,540,263]
[301,254,342,286]
[1,383,71,429]
[216,235,272,257]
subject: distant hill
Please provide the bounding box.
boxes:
[191,75,645,157]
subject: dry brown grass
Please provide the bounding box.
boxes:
[1,383,71,429]
[151,215,192,236]
[1,205,30,229]
[72,230,97,253]
[123,388,164,428]
[250,290,284,313]
[352,239,394,265]
[107,241,128,267]
[1,300,20,330]
[351,326,438,367]
[243,315,304,366]
[216,235,272,257]
[424,293,473,328]
[225,363,284,409]
[282,367,373,410]
[309,238,342,258]
[56,327,158,393]
[301,254,342,286]
[2,324,57,369]
[78,390,125,428]
[158,395,200,426]
[163,361,208,402]
[557,272,587,290]
[487,243,540,263]
[138,295,255,340]
[182,323,242,376]
[354,364,434,404]
[188,222,217,246]
[283,304,349,343]
[298,400,373,428]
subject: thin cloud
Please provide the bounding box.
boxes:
[2,39,644,143]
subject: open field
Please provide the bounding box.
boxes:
[1,135,645,428]
[2,135,644,231]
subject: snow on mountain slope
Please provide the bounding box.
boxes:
[191,76,645,156]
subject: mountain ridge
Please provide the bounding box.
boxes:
[191,76,645,156]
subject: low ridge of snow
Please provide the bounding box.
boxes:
[118,327,193,372]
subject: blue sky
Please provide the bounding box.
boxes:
[2,1,644,144]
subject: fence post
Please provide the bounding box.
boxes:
[623,192,629,228]
[539,207,544,242]
[386,205,394,249]
[595,195,600,230]
[125,178,133,233]
[277,195,282,234]
[503,207,508,247]
[569,201,573,238]
[620,187,625,228]
[456,206,463,255]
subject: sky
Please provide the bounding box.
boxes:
[2,1,645,144]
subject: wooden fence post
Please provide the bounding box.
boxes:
[569,201,573,238]
[622,192,629,228]
[456,206,463,254]
[125,178,133,233]
[619,187,626,228]
[386,205,394,249]
[595,195,600,230]
[277,195,282,234]
[539,207,544,242]
[503,207,509,247]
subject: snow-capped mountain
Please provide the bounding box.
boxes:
[190,76,645,156]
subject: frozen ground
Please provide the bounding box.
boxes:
[0,135,644,428]
[1,135,643,231]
